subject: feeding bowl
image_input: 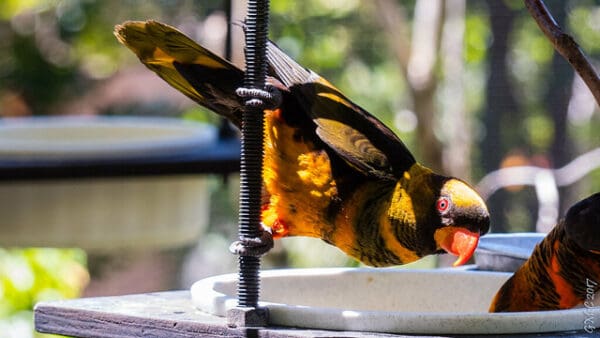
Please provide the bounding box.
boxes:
[191,268,598,335]
[0,115,216,160]
[0,115,216,251]
[475,232,546,272]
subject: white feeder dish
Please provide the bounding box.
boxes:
[0,116,217,251]
[475,232,546,272]
[191,268,598,335]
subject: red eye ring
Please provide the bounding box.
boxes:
[436,197,450,213]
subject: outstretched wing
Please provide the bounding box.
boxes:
[114,20,244,127]
[116,20,417,179]
[267,42,416,180]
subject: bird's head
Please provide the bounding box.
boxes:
[392,168,490,267]
[564,192,600,253]
[430,177,490,266]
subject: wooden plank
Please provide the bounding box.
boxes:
[35,292,237,338]
[33,291,595,338]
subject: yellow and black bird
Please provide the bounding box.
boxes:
[114,20,490,267]
[490,192,600,312]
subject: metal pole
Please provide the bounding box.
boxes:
[227,0,270,328]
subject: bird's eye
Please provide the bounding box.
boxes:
[436,197,450,213]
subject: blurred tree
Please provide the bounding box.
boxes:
[479,0,600,233]
[482,0,523,233]
[373,0,446,173]
[441,0,472,180]
[543,2,577,217]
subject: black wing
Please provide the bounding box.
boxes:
[267,42,416,180]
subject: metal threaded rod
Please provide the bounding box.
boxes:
[237,0,270,309]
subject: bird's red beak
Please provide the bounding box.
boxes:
[435,227,480,267]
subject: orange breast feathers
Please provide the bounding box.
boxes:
[261,109,338,239]
[489,227,600,312]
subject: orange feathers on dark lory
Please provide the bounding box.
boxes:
[490,192,600,312]
[114,20,490,267]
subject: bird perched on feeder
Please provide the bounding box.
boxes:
[490,192,600,312]
[114,20,490,267]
